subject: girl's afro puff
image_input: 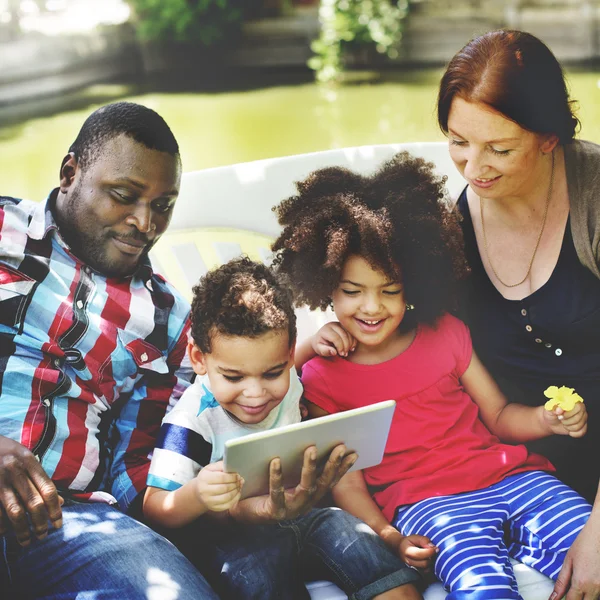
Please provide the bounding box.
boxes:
[271,151,469,330]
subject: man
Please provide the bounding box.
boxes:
[0,102,219,598]
[0,101,361,598]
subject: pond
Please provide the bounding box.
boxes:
[2,68,600,201]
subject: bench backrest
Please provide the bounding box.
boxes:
[150,141,465,341]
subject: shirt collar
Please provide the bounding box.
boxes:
[27,188,60,241]
[30,188,155,284]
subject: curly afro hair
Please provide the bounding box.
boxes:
[190,256,296,353]
[271,151,468,330]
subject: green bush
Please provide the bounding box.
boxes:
[309,0,410,83]
[129,0,247,45]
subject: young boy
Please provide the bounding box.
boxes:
[143,257,423,600]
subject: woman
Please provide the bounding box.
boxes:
[437,30,600,598]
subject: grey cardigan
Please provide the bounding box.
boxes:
[565,139,600,280]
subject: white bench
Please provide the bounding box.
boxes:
[151,142,556,599]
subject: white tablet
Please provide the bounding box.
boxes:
[224,400,396,499]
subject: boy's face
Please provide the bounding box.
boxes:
[188,330,294,425]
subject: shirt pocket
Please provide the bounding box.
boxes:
[0,263,36,329]
[112,328,170,385]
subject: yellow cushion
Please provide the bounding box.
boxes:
[150,227,275,302]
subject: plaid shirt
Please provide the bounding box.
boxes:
[0,191,192,510]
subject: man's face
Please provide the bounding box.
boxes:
[56,134,181,278]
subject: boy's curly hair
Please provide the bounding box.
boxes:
[271,151,468,330]
[190,256,296,353]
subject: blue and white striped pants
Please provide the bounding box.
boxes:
[393,471,591,599]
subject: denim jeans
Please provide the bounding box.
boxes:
[1,500,218,600]
[169,507,420,600]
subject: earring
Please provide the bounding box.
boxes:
[405,303,414,311]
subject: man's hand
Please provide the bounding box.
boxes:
[398,534,438,573]
[230,444,357,523]
[311,322,356,358]
[0,435,62,546]
[194,461,243,512]
[550,513,600,600]
[544,402,588,438]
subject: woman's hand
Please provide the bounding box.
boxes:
[311,322,356,358]
[544,402,588,438]
[550,508,600,600]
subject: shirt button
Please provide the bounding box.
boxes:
[140,352,149,363]
[76,300,84,309]
[525,325,533,332]
[555,348,563,356]
[545,343,552,348]
[535,338,542,344]
[521,309,527,316]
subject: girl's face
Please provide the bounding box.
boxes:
[331,255,406,350]
[447,97,556,200]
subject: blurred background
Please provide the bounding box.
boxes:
[2,0,600,200]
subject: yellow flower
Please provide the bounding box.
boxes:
[544,386,584,412]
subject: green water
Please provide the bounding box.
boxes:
[2,68,600,201]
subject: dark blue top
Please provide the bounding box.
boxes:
[457,187,600,502]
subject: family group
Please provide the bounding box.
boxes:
[1,30,598,600]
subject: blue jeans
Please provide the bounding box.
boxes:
[169,507,421,600]
[1,500,218,600]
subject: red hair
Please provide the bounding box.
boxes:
[437,30,579,144]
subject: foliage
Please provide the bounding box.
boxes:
[309,0,410,84]
[129,0,247,45]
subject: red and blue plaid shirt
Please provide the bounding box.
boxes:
[0,191,192,510]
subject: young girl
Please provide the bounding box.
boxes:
[271,152,592,599]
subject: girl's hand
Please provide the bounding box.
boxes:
[544,402,588,438]
[194,461,243,512]
[398,534,438,572]
[311,322,356,358]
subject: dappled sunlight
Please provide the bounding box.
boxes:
[146,567,181,600]
[488,561,505,574]
[63,513,118,540]
[355,522,377,536]
[435,513,451,527]
[61,509,127,540]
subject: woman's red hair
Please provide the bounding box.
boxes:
[438,30,579,144]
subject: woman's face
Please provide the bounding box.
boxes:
[447,97,556,200]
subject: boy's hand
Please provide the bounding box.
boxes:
[544,402,588,438]
[195,461,243,512]
[312,322,356,358]
[229,444,357,523]
[398,534,438,572]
